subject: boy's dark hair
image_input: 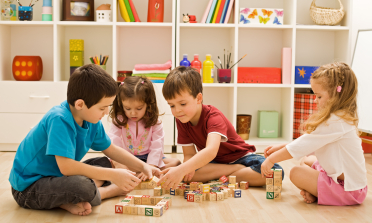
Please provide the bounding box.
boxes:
[67,64,118,108]
[162,66,203,100]
[109,76,161,129]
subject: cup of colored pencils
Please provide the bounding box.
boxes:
[90,54,109,70]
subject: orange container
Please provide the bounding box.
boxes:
[12,56,43,81]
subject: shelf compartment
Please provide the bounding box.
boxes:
[295,29,349,68]
[116,0,173,23]
[237,87,292,142]
[204,87,235,124]
[296,0,351,27]
[238,0,296,25]
[56,25,113,81]
[0,24,54,81]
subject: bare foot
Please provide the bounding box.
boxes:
[300,190,317,204]
[98,183,129,200]
[60,202,92,216]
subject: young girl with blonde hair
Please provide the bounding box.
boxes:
[261,62,368,205]
[108,76,180,180]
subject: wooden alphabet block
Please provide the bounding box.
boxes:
[141,182,148,189]
[153,206,163,217]
[240,181,249,190]
[274,192,281,200]
[141,195,150,205]
[274,169,282,178]
[155,197,163,204]
[205,192,210,201]
[170,188,176,195]
[210,192,217,201]
[266,184,274,192]
[216,192,224,201]
[194,194,203,203]
[124,205,131,214]
[154,187,163,196]
[190,182,198,191]
[133,196,142,205]
[130,205,138,215]
[137,205,146,215]
[234,189,241,198]
[187,193,195,202]
[266,192,274,199]
[162,197,172,207]
[266,178,273,185]
[274,186,281,193]
[229,176,236,184]
[148,176,159,188]
[274,179,282,186]
[235,183,239,189]
[184,190,190,199]
[220,175,228,183]
[115,202,124,214]
[223,189,229,199]
[201,184,211,193]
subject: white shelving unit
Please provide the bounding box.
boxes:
[176,0,352,153]
[0,0,176,152]
[0,0,353,154]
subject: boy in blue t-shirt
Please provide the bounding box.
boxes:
[9,64,161,216]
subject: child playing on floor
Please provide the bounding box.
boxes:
[9,64,161,216]
[157,66,284,189]
[108,76,180,180]
[261,62,368,206]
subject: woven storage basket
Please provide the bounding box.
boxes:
[310,0,345,25]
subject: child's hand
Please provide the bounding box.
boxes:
[158,167,185,190]
[140,164,162,181]
[112,169,141,191]
[264,144,284,158]
[261,158,275,178]
[183,170,195,182]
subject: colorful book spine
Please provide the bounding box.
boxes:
[215,0,226,23]
[124,0,134,22]
[128,0,140,22]
[224,0,234,24]
[212,0,221,23]
[206,0,217,23]
[201,0,213,23]
[220,0,230,23]
[118,0,130,22]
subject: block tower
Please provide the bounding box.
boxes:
[69,39,84,76]
[266,169,282,200]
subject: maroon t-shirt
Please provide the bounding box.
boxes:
[176,104,256,163]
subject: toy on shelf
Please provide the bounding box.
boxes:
[295,66,319,84]
[16,0,40,21]
[41,0,52,21]
[182,14,196,23]
[236,114,252,140]
[69,39,84,76]
[1,0,15,21]
[12,56,43,81]
[240,8,283,25]
[258,110,279,138]
[266,169,282,200]
[89,54,108,70]
[96,4,111,22]
[147,0,163,22]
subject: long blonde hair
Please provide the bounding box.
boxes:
[303,62,358,134]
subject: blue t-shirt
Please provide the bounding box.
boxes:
[9,101,111,191]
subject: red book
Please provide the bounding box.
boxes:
[215,0,226,23]
[128,0,141,22]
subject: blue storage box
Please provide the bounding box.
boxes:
[295,66,319,84]
[18,6,33,21]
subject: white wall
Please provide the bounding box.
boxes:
[351,0,372,55]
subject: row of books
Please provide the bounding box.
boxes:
[201,0,235,24]
[118,0,141,22]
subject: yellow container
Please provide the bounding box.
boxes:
[202,54,214,83]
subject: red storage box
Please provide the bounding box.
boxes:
[293,93,317,139]
[238,67,281,83]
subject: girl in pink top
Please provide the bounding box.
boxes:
[109,76,180,180]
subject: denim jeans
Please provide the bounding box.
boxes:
[210,154,285,179]
[135,153,166,163]
[11,156,112,210]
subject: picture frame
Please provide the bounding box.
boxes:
[62,0,94,21]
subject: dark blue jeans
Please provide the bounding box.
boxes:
[11,156,112,210]
[210,154,285,179]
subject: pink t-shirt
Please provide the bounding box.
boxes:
[108,117,165,168]
[177,104,256,163]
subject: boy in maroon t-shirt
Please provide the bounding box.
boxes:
[158,67,283,189]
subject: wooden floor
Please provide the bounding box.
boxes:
[1,152,372,223]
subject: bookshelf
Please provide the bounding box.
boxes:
[0,0,353,154]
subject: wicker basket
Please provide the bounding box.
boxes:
[310,0,345,26]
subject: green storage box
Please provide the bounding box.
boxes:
[258,110,279,138]
[70,51,84,67]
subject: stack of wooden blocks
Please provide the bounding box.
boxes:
[69,39,84,76]
[266,169,282,200]
[115,176,172,217]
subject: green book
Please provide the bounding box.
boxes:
[124,0,135,22]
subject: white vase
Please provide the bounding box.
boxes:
[96,10,111,22]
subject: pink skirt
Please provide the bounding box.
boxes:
[312,161,368,206]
